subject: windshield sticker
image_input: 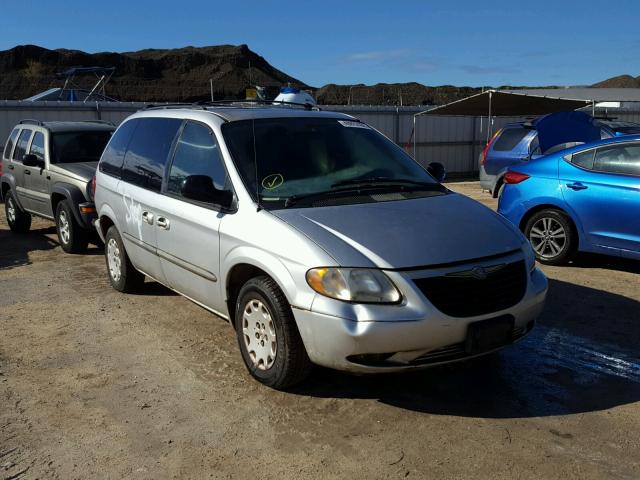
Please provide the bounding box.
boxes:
[262,173,284,190]
[338,120,370,129]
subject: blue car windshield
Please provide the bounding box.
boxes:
[222,117,436,206]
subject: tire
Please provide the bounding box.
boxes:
[4,191,31,233]
[235,276,312,389]
[55,201,89,253]
[104,225,145,292]
[524,209,576,265]
[492,180,504,198]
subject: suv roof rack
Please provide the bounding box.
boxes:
[19,119,45,126]
[143,102,204,111]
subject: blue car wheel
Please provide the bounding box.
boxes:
[524,209,577,265]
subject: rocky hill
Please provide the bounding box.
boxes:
[0,44,308,102]
[592,74,640,88]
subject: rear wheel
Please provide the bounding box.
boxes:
[524,209,576,265]
[4,191,31,233]
[104,225,145,292]
[55,201,88,253]
[235,276,312,389]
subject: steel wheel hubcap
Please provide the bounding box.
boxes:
[7,198,16,224]
[58,210,70,244]
[242,299,277,370]
[107,238,122,282]
[529,217,566,259]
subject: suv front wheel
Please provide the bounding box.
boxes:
[5,191,31,233]
[235,276,312,389]
[55,201,88,253]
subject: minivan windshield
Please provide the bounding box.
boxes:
[50,131,112,164]
[222,117,438,208]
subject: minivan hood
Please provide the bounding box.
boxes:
[54,161,98,182]
[271,193,522,269]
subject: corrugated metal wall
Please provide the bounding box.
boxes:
[2,100,640,175]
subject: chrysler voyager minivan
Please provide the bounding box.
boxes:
[94,104,547,389]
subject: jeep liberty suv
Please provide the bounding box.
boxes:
[1,120,114,252]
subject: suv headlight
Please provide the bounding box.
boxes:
[306,268,401,303]
[522,240,536,273]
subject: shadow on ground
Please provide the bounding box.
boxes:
[293,279,640,419]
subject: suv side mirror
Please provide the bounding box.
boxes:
[23,153,44,168]
[427,162,446,182]
[181,175,233,208]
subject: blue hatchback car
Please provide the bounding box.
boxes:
[498,135,640,264]
[480,115,640,198]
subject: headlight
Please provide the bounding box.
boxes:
[306,268,401,303]
[522,240,536,273]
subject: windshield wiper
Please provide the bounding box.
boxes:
[331,177,438,188]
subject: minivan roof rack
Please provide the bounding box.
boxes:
[194,99,321,111]
[143,102,203,110]
[19,119,45,126]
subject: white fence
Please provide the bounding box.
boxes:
[2,100,639,176]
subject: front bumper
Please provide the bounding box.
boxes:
[293,267,547,373]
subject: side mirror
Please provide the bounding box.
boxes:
[427,162,446,182]
[181,175,233,208]
[23,153,44,168]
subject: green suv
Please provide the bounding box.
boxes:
[1,120,114,252]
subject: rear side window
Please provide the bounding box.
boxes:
[50,131,111,164]
[167,121,228,197]
[493,128,528,151]
[100,120,138,178]
[13,129,33,162]
[571,149,595,170]
[122,117,182,192]
[3,128,19,159]
[593,144,640,177]
[30,132,46,161]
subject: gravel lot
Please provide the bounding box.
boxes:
[1,181,639,479]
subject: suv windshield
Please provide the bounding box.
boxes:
[50,131,112,164]
[222,117,438,208]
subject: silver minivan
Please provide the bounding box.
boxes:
[94,104,548,389]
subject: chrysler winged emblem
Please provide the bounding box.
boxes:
[446,263,505,280]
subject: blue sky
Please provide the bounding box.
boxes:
[2,0,639,87]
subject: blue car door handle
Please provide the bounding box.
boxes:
[567,182,588,191]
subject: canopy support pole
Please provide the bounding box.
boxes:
[486,90,493,144]
[413,114,417,159]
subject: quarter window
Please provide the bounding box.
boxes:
[3,128,19,159]
[30,132,45,162]
[13,129,33,162]
[121,118,182,192]
[167,122,228,198]
[570,149,595,170]
[100,119,138,177]
[594,144,640,176]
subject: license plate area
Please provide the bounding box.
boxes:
[465,315,515,355]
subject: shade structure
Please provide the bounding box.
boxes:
[411,90,594,159]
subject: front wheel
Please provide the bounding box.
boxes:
[235,276,312,389]
[4,191,31,233]
[56,201,88,253]
[524,209,576,265]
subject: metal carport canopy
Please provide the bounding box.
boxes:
[411,89,593,158]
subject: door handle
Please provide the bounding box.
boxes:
[567,182,587,191]
[156,217,170,230]
[24,169,31,175]
[8,164,14,170]
[142,211,154,225]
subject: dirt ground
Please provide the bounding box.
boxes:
[1,182,639,480]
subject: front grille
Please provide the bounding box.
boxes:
[413,260,527,318]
